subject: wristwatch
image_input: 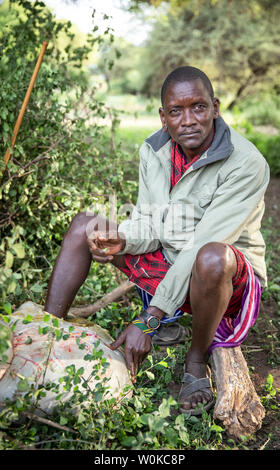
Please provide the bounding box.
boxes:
[140,309,161,330]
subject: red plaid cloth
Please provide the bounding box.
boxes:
[170,139,201,189]
[119,132,248,318]
[120,245,248,318]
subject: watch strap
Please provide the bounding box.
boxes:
[132,318,156,337]
[140,309,152,322]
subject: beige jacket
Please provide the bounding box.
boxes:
[118,116,270,316]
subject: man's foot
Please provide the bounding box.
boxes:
[152,323,188,346]
[178,357,214,415]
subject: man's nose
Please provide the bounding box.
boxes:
[181,108,196,126]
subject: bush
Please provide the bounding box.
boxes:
[236,94,280,129]
[0,0,137,313]
[231,115,280,176]
[246,132,280,176]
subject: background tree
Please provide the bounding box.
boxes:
[96,36,145,95]
[126,0,280,109]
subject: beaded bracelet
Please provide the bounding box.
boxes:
[132,318,156,337]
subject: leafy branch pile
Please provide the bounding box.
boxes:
[0,309,227,450]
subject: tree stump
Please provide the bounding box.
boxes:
[210,346,265,440]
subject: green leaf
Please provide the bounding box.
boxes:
[59,416,68,426]
[210,423,224,433]
[158,398,172,418]
[7,279,17,294]
[5,251,14,269]
[120,436,137,447]
[179,429,190,444]
[12,243,25,258]
[55,329,63,341]
[30,283,43,293]
[77,412,86,424]
[2,303,12,315]
[17,378,30,392]
[52,317,59,328]
[23,314,33,324]
[1,108,8,120]
[145,370,155,380]
[266,373,274,386]
[25,336,33,345]
[158,360,168,367]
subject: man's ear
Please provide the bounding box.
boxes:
[159,107,167,131]
[213,98,220,118]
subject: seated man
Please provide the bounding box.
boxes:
[45,66,270,415]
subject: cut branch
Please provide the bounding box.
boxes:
[68,280,135,318]
[24,411,76,434]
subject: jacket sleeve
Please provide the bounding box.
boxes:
[149,152,270,316]
[118,145,161,255]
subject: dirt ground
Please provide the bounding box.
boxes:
[241,177,280,449]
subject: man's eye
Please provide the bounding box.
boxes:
[170,109,180,115]
[194,104,206,110]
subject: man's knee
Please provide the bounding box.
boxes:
[68,212,97,240]
[193,242,236,284]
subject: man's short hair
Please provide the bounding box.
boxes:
[161,66,214,106]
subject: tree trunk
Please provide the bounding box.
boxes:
[210,346,265,440]
[226,74,254,110]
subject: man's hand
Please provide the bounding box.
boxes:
[107,306,166,382]
[107,323,152,382]
[87,230,126,264]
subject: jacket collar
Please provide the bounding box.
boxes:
[145,115,234,168]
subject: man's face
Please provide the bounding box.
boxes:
[159,79,219,156]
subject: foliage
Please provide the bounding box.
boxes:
[126,0,280,110]
[231,115,280,176]
[246,133,280,176]
[96,37,146,95]
[0,0,137,313]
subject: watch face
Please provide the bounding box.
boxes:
[147,316,160,329]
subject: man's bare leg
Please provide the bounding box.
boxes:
[44,212,126,318]
[180,242,237,411]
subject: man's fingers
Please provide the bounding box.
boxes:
[125,348,136,379]
[87,239,114,263]
[101,245,122,256]
[91,254,113,264]
[87,239,97,249]
[107,325,152,383]
[108,333,137,379]
[97,230,118,241]
[108,330,126,350]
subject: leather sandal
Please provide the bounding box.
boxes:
[152,322,188,346]
[178,367,215,416]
